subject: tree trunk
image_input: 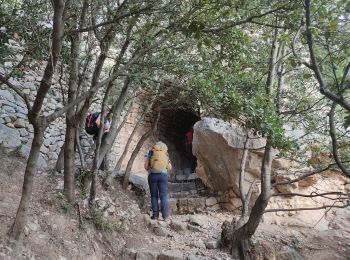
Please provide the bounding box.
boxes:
[89,93,109,206]
[10,126,44,239]
[221,144,273,260]
[122,111,160,189]
[10,0,65,239]
[102,102,133,188]
[64,34,80,202]
[97,78,131,167]
[54,145,64,172]
[64,119,76,201]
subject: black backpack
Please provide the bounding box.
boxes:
[85,112,99,135]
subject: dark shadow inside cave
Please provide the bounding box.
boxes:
[156,109,200,176]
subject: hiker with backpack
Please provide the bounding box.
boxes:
[144,141,172,220]
[85,110,111,171]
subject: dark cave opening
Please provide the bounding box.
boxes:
[157,109,200,176]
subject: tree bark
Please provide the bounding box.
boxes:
[63,0,88,201]
[64,34,80,202]
[103,102,134,187]
[10,126,44,239]
[97,77,131,168]
[10,0,65,239]
[222,144,273,260]
[222,23,279,258]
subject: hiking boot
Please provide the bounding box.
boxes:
[162,216,170,222]
[151,215,159,220]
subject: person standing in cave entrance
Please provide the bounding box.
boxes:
[144,141,172,220]
[185,126,197,173]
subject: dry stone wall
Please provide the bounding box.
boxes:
[0,71,156,177]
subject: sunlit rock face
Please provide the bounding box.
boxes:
[192,117,266,197]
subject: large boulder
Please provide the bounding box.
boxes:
[0,124,21,150]
[18,145,47,170]
[192,118,266,196]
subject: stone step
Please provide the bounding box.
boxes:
[169,197,206,214]
[169,190,198,199]
[168,182,197,193]
[175,173,198,182]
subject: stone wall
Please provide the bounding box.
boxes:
[0,71,161,178]
[0,68,66,167]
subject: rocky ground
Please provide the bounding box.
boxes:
[0,149,350,260]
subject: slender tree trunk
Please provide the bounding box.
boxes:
[64,120,76,201]
[122,111,160,189]
[89,90,109,206]
[222,24,279,259]
[239,134,250,218]
[97,77,131,168]
[10,126,44,239]
[276,43,286,114]
[265,25,279,96]
[103,102,134,187]
[54,145,64,172]
[10,0,65,239]
[222,144,273,260]
[64,35,80,202]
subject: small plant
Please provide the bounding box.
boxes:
[76,168,91,197]
[92,210,116,231]
[60,201,73,214]
[51,170,61,176]
[10,143,24,157]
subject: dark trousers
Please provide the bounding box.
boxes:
[148,173,169,218]
[185,143,197,172]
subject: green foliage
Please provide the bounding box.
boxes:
[60,201,73,214]
[92,210,116,231]
[76,168,91,198]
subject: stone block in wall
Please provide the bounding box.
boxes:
[0,89,15,102]
[18,128,28,137]
[47,152,58,160]
[40,145,49,154]
[43,139,51,147]
[16,112,27,119]
[13,118,26,128]
[2,105,16,113]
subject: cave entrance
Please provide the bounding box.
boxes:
[157,109,200,176]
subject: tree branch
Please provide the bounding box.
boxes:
[69,5,151,34]
[304,0,350,112]
[329,102,350,178]
[29,0,65,123]
[272,191,348,198]
[202,4,290,33]
[265,203,349,213]
[0,74,32,110]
